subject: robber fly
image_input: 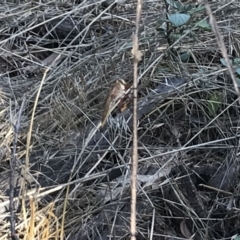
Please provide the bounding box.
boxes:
[101,79,127,127]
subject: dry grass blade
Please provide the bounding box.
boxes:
[10,96,25,240]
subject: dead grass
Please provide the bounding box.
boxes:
[0,0,240,239]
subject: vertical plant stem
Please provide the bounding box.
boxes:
[131,0,142,238]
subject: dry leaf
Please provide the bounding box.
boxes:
[180,218,192,239]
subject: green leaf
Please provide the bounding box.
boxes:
[180,51,190,62]
[188,6,205,14]
[166,0,182,10]
[166,0,192,12]
[236,68,240,76]
[169,33,182,40]
[236,78,240,86]
[220,58,227,66]
[233,58,240,65]
[207,92,223,117]
[220,58,233,67]
[179,4,192,13]
[168,13,190,27]
[195,19,211,31]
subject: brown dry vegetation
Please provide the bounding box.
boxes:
[0,0,240,239]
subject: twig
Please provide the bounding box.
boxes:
[204,0,240,104]
[130,0,142,238]
[10,96,26,240]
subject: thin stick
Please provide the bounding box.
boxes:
[130,0,142,238]
[10,96,26,240]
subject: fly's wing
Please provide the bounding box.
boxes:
[101,96,112,126]
[101,81,124,126]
